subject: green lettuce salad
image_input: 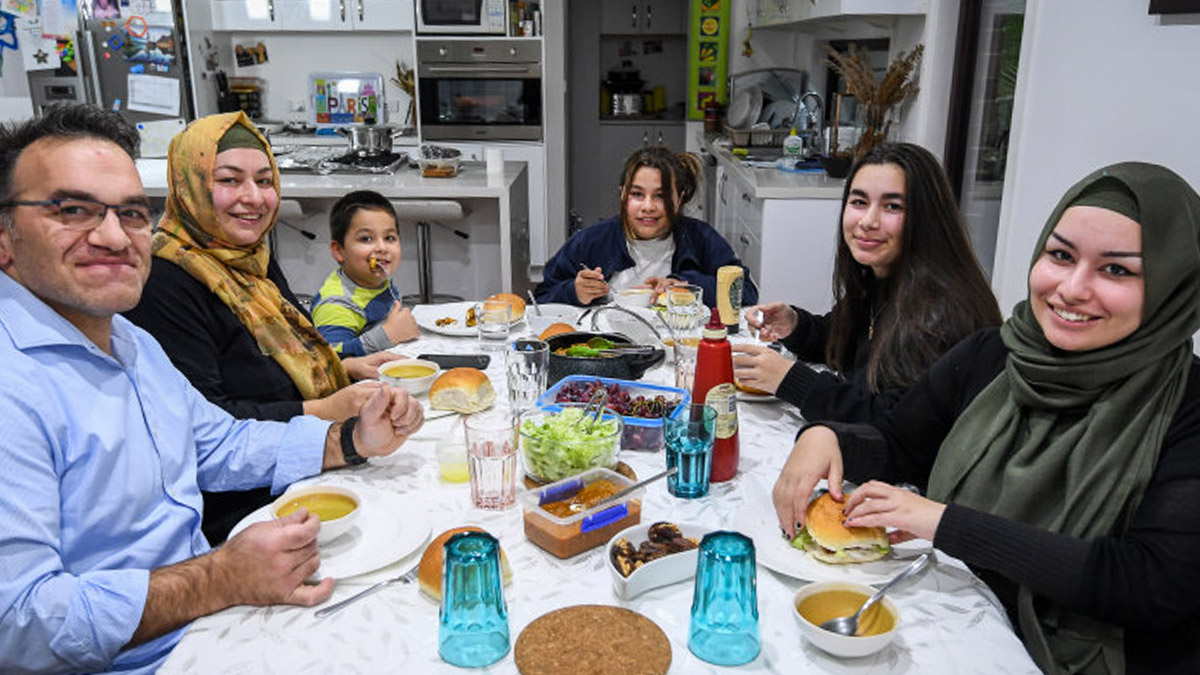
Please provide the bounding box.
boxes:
[520,407,621,482]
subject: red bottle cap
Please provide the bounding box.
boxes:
[703,307,726,339]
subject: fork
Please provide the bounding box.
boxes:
[314,561,420,618]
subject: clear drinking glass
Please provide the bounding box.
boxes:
[464,410,519,509]
[505,339,549,414]
[688,531,761,666]
[665,403,717,499]
[475,299,512,350]
[672,337,700,395]
[665,283,705,334]
[438,531,510,668]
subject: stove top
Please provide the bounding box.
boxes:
[276,148,411,175]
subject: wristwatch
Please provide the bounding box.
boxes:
[339,417,367,466]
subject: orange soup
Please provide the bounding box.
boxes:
[796,590,895,636]
[384,364,437,379]
[275,492,357,521]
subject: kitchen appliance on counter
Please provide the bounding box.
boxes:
[27,2,195,128]
[605,60,645,117]
[417,39,542,142]
[416,0,508,35]
[275,146,410,175]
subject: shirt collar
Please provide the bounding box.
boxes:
[0,269,136,366]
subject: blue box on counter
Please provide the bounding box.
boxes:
[536,375,689,452]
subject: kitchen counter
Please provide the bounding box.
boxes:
[708,141,845,200]
[135,160,531,298]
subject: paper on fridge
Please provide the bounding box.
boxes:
[127,74,180,116]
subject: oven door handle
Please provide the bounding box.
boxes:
[422,65,539,76]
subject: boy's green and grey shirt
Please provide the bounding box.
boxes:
[311,267,397,357]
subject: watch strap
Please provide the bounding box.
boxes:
[339,417,367,466]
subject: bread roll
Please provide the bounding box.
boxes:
[418,526,513,600]
[801,493,889,564]
[486,292,526,321]
[429,368,495,413]
[537,322,576,341]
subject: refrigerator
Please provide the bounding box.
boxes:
[26,0,198,153]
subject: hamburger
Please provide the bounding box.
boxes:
[791,492,890,564]
[418,526,513,601]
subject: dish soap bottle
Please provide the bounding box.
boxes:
[782,128,804,160]
[691,308,740,483]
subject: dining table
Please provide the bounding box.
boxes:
[159,313,1041,675]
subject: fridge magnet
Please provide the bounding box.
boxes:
[106,34,123,50]
[1,12,18,54]
[234,42,266,67]
[123,14,147,37]
[92,0,120,19]
[122,25,173,65]
[698,41,718,63]
[17,20,60,70]
[1,0,36,20]
[699,15,719,36]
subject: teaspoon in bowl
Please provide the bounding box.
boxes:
[820,553,931,636]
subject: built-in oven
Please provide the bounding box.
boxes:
[416,0,508,35]
[417,39,542,142]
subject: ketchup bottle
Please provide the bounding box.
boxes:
[691,307,740,482]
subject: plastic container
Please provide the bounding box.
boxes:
[519,467,643,558]
[716,266,744,335]
[692,308,740,482]
[537,375,690,452]
[782,128,804,159]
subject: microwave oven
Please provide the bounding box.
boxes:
[416,0,508,35]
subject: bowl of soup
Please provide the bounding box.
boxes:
[613,287,654,309]
[378,359,441,395]
[792,581,900,658]
[271,484,362,545]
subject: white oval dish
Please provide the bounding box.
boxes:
[606,521,708,600]
[792,580,900,658]
[271,484,363,546]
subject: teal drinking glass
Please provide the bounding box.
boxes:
[437,531,510,667]
[688,531,760,666]
[665,403,717,498]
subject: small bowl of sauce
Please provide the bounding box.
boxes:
[792,581,899,658]
[271,484,362,545]
[378,358,441,396]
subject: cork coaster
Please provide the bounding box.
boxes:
[523,462,637,490]
[514,604,671,675]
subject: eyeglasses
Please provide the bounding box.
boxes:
[0,198,157,233]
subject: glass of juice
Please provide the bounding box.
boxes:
[664,403,717,498]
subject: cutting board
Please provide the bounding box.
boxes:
[136,119,186,158]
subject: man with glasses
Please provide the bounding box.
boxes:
[0,104,423,674]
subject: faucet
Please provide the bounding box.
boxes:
[792,91,824,158]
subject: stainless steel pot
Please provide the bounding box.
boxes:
[337,124,403,157]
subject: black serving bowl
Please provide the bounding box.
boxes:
[545,332,664,385]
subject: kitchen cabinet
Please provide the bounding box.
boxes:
[601,0,686,35]
[571,120,685,229]
[754,0,923,29]
[212,0,412,31]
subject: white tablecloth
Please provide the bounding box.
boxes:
[160,328,1040,674]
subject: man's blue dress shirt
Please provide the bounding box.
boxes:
[0,270,330,674]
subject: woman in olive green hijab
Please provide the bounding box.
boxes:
[773,162,1200,674]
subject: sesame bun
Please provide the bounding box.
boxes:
[418,526,513,601]
[802,493,889,564]
[537,322,576,341]
[486,292,526,321]
[429,368,495,414]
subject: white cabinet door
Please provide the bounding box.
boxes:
[759,199,840,313]
[356,0,413,30]
[276,0,352,30]
[211,0,282,30]
[601,0,686,34]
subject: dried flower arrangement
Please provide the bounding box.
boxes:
[391,61,416,128]
[824,43,924,157]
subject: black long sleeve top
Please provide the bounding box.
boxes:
[826,328,1200,673]
[124,256,306,423]
[773,305,905,424]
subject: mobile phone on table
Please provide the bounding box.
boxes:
[417,354,491,370]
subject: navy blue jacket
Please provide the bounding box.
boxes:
[535,216,758,308]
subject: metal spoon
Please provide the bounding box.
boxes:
[526,289,542,316]
[820,553,931,636]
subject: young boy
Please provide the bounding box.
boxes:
[312,190,420,356]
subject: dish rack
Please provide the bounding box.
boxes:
[724,124,791,147]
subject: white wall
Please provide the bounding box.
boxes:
[993,2,1200,315]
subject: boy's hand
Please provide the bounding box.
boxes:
[382,302,419,343]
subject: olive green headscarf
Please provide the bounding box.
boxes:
[928,163,1200,675]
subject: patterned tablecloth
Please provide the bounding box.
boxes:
[160,327,1040,675]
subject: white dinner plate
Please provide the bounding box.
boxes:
[412,301,524,337]
[736,389,777,403]
[229,484,430,580]
[733,490,931,586]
